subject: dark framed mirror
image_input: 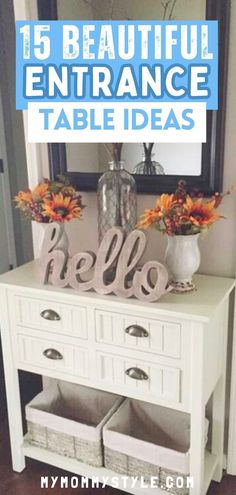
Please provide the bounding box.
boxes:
[38,0,230,194]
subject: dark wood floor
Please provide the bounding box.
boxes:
[0,419,235,495]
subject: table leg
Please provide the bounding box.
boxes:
[0,289,25,472]
[189,324,205,495]
[189,403,206,494]
[212,301,228,482]
[211,375,225,482]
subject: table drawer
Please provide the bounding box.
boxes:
[95,310,181,359]
[96,350,181,404]
[13,294,87,339]
[16,333,89,379]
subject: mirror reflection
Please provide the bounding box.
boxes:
[56,0,205,176]
[66,143,202,176]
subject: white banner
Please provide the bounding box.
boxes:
[28,102,206,143]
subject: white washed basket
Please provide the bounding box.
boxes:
[103,399,209,495]
[26,381,123,467]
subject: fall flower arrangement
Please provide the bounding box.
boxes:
[14,176,85,223]
[138,180,228,236]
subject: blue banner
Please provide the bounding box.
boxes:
[16,21,218,110]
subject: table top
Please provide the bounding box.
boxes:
[0,260,235,322]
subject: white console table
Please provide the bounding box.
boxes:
[0,260,234,495]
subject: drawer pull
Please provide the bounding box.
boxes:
[40,309,61,321]
[125,367,149,381]
[43,348,63,360]
[125,324,149,338]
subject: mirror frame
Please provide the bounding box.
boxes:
[38,0,230,195]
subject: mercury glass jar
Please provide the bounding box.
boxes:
[97,161,137,243]
[133,153,165,175]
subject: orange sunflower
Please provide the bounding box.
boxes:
[137,194,177,229]
[32,182,49,200]
[14,190,33,208]
[42,193,83,223]
[156,193,175,212]
[137,207,162,229]
[185,196,223,227]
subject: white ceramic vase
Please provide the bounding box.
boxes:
[165,234,200,293]
[38,222,69,255]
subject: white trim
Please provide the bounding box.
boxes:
[22,113,49,258]
[13,0,38,22]
[227,292,236,474]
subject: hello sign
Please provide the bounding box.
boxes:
[39,224,171,302]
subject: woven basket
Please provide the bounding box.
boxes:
[26,381,123,467]
[103,399,209,495]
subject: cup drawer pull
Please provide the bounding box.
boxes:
[125,325,149,338]
[43,348,63,360]
[125,367,149,381]
[40,309,61,321]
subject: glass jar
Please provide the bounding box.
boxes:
[133,153,165,175]
[97,161,137,243]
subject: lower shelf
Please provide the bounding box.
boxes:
[22,438,218,495]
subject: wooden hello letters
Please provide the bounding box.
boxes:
[39,224,170,302]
